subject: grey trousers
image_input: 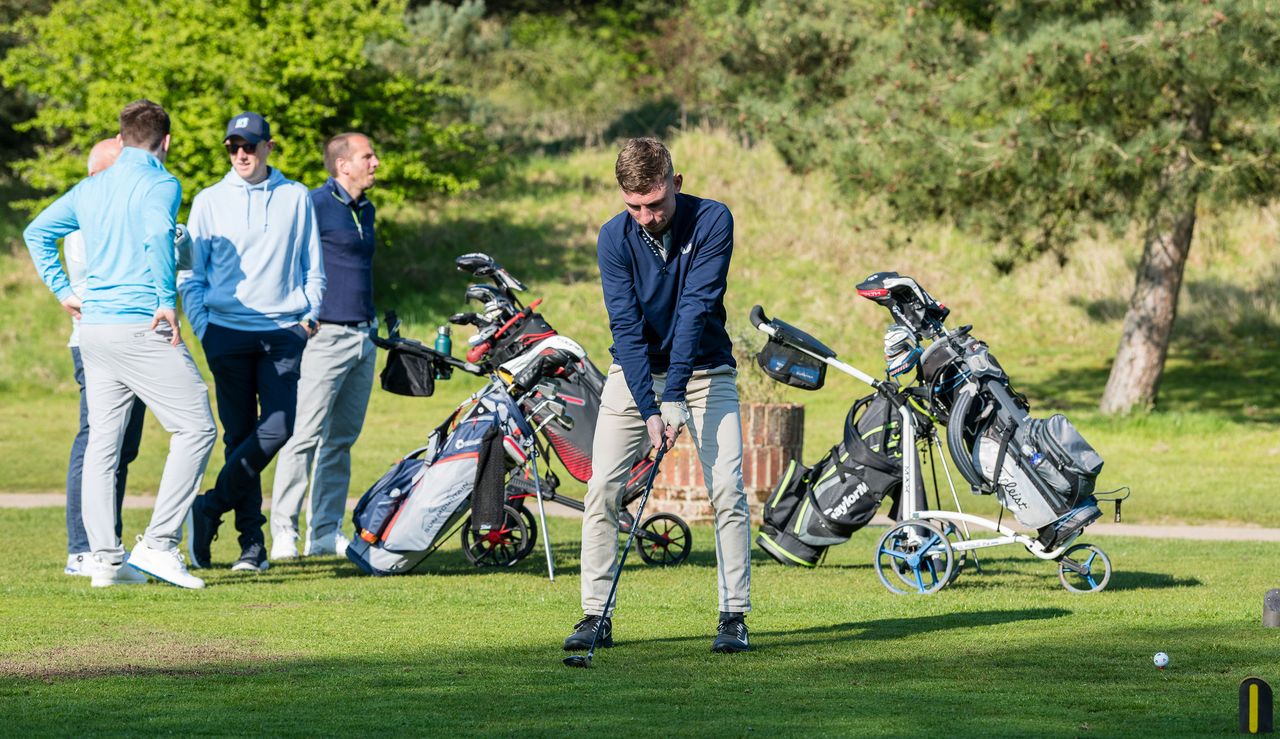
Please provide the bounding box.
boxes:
[581,364,752,616]
[79,322,217,563]
[270,324,376,547]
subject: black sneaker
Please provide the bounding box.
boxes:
[1038,500,1102,550]
[563,615,612,651]
[185,493,221,569]
[231,541,270,573]
[712,613,750,653]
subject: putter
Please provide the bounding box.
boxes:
[563,443,668,669]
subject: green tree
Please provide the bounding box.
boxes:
[714,0,1280,414]
[0,0,486,209]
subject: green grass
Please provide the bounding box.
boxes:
[2,129,1279,526]
[0,507,1276,736]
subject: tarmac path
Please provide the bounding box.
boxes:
[3,493,1278,542]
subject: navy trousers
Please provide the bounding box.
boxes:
[202,323,306,549]
[67,347,146,554]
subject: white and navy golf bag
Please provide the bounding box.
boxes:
[345,383,535,576]
[757,391,926,567]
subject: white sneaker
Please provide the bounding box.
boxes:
[65,552,92,576]
[305,531,351,557]
[126,536,205,590]
[270,530,300,561]
[86,556,149,588]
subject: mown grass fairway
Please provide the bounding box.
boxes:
[0,508,1275,736]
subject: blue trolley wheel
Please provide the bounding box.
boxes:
[1057,542,1112,593]
[874,520,956,596]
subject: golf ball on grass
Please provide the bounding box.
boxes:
[1153,652,1169,669]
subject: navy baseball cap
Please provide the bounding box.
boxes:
[224,112,271,144]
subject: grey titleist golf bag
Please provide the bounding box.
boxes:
[855,271,1105,546]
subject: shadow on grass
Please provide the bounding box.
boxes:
[375,213,596,328]
[643,607,1072,649]
[1104,570,1202,591]
[7,616,1259,735]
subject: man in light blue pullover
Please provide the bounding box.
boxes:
[182,111,325,573]
[23,100,216,590]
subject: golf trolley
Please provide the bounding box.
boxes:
[362,252,693,578]
[750,275,1123,595]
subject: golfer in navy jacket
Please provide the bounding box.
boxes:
[564,137,752,654]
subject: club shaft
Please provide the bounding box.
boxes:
[530,451,555,581]
[584,445,667,659]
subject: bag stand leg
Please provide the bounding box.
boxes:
[529,451,555,581]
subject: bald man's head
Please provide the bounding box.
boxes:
[87,138,122,176]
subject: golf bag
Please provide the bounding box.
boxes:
[757,391,924,567]
[345,382,534,576]
[860,272,1105,539]
[499,334,605,484]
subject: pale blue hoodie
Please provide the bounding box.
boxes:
[182,167,325,338]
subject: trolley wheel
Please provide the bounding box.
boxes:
[461,505,533,567]
[514,503,539,553]
[634,512,692,567]
[1057,543,1111,593]
[940,522,968,586]
[874,520,955,595]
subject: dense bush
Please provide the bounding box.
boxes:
[0,0,487,209]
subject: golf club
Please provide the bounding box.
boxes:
[563,443,668,669]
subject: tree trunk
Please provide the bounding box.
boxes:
[1099,110,1209,415]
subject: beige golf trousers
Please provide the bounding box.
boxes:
[581,364,752,616]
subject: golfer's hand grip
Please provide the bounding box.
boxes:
[749,305,769,329]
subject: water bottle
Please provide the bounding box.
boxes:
[434,325,453,380]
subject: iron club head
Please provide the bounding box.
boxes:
[562,654,592,668]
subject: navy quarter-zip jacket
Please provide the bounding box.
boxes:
[597,192,736,420]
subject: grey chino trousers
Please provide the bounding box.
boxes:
[270,324,376,548]
[581,364,752,617]
[79,322,217,563]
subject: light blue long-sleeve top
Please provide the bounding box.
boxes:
[181,167,325,339]
[24,146,181,323]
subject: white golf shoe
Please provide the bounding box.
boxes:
[65,552,92,576]
[126,536,205,589]
[270,530,300,561]
[86,556,149,588]
[305,531,350,557]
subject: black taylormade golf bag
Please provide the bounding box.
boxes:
[757,391,926,567]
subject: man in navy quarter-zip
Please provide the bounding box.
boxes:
[564,137,752,655]
[182,112,325,574]
[270,133,380,561]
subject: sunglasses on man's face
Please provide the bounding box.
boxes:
[225,141,258,155]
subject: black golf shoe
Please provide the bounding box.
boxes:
[712,613,750,653]
[232,541,270,573]
[185,493,221,569]
[563,615,612,651]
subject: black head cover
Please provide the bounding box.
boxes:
[456,252,498,276]
[855,272,950,337]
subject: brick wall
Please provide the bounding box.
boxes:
[647,403,804,524]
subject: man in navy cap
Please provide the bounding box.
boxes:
[182,111,325,573]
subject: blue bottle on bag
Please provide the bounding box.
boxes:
[434,325,452,380]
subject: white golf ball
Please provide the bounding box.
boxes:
[1153,652,1169,668]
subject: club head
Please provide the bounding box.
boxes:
[456,252,498,276]
[562,654,592,669]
